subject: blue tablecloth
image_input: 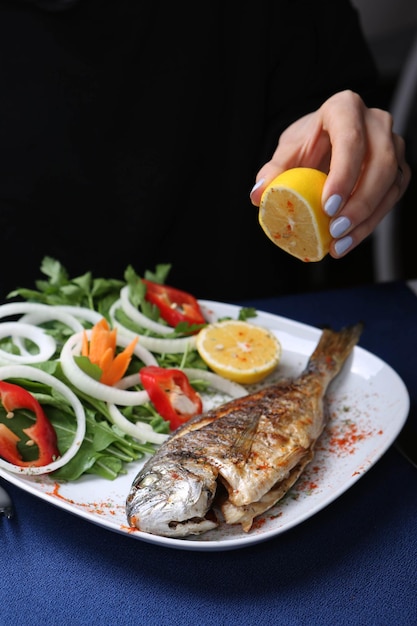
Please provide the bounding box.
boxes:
[2,281,416,626]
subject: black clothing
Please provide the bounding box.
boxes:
[0,0,378,300]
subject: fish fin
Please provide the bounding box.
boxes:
[221,449,314,531]
[307,323,363,376]
[230,411,262,462]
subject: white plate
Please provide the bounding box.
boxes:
[0,301,409,551]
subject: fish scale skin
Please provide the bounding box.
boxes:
[126,324,363,537]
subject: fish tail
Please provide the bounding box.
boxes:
[307,323,363,377]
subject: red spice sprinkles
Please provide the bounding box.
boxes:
[325,401,383,457]
[46,481,120,518]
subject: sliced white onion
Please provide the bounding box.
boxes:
[107,403,169,445]
[0,302,85,359]
[0,322,56,364]
[17,309,84,333]
[115,373,141,390]
[119,285,175,334]
[54,305,103,326]
[13,309,84,356]
[183,368,248,398]
[110,300,197,354]
[60,331,150,405]
[0,364,86,475]
[122,330,196,355]
[0,301,100,329]
[0,301,69,320]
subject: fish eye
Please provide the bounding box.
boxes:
[138,472,160,488]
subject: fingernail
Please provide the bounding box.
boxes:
[250,178,265,195]
[334,235,353,256]
[330,216,351,238]
[324,194,342,216]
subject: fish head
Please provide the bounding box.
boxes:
[126,459,218,538]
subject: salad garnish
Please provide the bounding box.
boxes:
[0,258,250,480]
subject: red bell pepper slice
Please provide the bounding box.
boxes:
[139,366,203,431]
[142,279,206,330]
[0,381,60,467]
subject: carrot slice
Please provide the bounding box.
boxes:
[82,318,139,386]
[88,319,112,365]
[100,337,138,386]
[98,347,115,375]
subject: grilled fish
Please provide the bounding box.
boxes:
[126,323,362,538]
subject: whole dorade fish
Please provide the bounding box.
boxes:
[126,324,362,538]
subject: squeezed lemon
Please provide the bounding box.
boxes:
[258,167,331,262]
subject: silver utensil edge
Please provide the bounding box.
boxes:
[0,483,14,519]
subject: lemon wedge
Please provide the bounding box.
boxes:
[196,320,281,384]
[258,167,331,262]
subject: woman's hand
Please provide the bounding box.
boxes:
[250,90,411,258]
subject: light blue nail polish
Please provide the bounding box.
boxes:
[324,194,342,217]
[330,216,351,238]
[334,236,353,256]
[250,178,265,194]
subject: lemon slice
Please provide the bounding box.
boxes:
[196,320,281,384]
[258,167,331,262]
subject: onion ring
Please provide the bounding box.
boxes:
[0,301,74,321]
[110,300,197,354]
[54,305,103,326]
[17,310,84,333]
[119,286,175,335]
[0,302,85,361]
[106,403,168,445]
[183,368,248,398]
[0,322,56,364]
[13,309,84,357]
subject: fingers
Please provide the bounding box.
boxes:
[250,90,411,259]
[329,164,409,258]
[328,159,411,258]
[326,107,411,258]
[319,91,369,199]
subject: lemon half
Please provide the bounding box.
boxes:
[196,320,281,384]
[258,167,331,262]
